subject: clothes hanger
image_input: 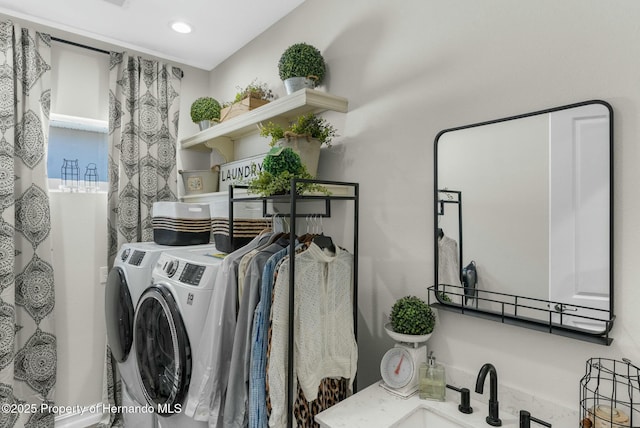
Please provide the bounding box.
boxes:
[312,215,335,252]
[266,213,287,245]
[296,215,314,243]
[437,209,444,239]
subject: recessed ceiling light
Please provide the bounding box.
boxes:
[171,21,192,34]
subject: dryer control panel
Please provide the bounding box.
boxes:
[180,263,205,286]
[154,252,219,289]
[155,253,208,287]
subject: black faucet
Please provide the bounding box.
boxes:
[475,363,502,426]
[519,410,552,427]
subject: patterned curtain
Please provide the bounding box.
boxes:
[0,21,56,428]
[98,52,181,428]
[107,52,182,267]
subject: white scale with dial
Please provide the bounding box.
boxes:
[379,323,430,397]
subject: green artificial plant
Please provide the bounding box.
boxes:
[190,97,221,123]
[233,79,275,104]
[248,147,329,197]
[389,295,436,335]
[278,42,326,85]
[259,113,337,146]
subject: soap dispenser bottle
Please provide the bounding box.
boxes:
[419,351,446,401]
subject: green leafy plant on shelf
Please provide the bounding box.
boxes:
[389,295,436,335]
[233,79,275,103]
[259,113,337,146]
[278,42,326,86]
[190,97,221,123]
[438,291,452,303]
[248,147,329,197]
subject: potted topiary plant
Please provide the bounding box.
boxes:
[258,113,337,177]
[190,97,221,131]
[247,147,328,197]
[386,296,436,342]
[219,79,276,122]
[278,42,326,94]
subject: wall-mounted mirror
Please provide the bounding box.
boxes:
[433,100,614,345]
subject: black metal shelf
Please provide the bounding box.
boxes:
[428,285,614,345]
[227,178,359,428]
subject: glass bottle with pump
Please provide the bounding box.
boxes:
[419,351,446,400]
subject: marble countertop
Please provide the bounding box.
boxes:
[315,381,577,428]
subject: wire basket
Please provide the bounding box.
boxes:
[580,358,639,427]
[84,163,98,191]
[61,158,79,190]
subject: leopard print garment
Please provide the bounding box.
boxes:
[293,377,349,427]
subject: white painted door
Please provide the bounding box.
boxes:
[548,104,610,332]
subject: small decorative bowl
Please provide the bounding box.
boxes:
[384,322,432,344]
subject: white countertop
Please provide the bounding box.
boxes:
[315,381,576,428]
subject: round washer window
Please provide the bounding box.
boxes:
[134,285,191,415]
[105,267,134,363]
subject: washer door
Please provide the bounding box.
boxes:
[105,267,134,363]
[134,285,191,415]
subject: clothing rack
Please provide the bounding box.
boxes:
[228,179,359,428]
[437,189,463,278]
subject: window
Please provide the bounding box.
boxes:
[47,113,108,192]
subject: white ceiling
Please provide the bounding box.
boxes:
[0,0,306,70]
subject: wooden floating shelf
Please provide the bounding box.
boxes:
[180,89,348,161]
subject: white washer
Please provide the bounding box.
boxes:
[105,242,217,427]
[134,248,223,428]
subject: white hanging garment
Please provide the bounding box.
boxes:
[438,234,463,287]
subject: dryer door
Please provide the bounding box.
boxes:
[105,267,134,363]
[134,285,191,415]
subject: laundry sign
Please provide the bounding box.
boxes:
[219,153,267,189]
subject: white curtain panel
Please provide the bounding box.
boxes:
[0,21,56,428]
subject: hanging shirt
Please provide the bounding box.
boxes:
[238,248,259,301]
[438,234,463,288]
[248,245,295,428]
[185,232,272,427]
[267,243,357,428]
[224,240,288,428]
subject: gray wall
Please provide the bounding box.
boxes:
[205,0,640,410]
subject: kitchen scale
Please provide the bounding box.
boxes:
[379,323,430,397]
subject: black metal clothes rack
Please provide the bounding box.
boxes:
[228,178,359,428]
[437,189,463,281]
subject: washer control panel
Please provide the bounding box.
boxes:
[128,250,146,266]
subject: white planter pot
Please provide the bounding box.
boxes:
[197,120,211,131]
[283,77,316,94]
[276,136,322,177]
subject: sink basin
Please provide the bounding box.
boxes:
[391,406,470,428]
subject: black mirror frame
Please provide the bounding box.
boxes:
[432,100,615,346]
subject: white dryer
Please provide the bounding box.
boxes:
[134,248,223,428]
[105,242,217,427]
